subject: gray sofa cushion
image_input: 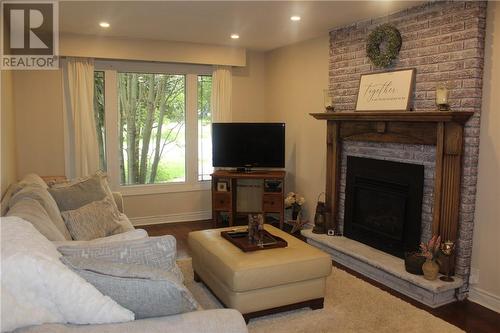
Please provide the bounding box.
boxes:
[48,175,109,212]
[61,198,122,241]
[9,185,71,240]
[6,197,66,241]
[57,235,182,281]
[61,256,198,319]
[11,309,248,333]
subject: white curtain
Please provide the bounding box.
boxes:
[211,65,232,122]
[62,57,99,178]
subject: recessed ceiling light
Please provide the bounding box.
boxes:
[99,22,110,28]
[230,34,240,39]
[290,16,301,21]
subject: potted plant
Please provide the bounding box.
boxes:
[419,235,441,281]
[284,192,305,220]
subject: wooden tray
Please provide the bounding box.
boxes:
[221,229,288,252]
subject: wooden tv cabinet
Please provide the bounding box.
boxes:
[211,170,286,229]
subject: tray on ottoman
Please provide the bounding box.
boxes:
[221,229,288,252]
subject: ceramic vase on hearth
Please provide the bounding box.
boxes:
[422,259,439,281]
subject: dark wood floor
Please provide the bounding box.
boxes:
[141,220,500,333]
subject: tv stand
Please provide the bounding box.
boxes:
[211,170,286,229]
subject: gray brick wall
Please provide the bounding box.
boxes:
[329,1,486,295]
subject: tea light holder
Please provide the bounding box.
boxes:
[436,85,450,111]
[439,240,456,282]
[323,89,335,112]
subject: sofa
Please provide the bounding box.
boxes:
[1,173,248,333]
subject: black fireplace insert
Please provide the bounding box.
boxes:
[343,156,424,258]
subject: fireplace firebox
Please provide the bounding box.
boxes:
[344,156,424,258]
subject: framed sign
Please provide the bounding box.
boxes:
[355,68,416,111]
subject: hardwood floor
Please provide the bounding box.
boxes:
[141,220,500,333]
[141,220,212,259]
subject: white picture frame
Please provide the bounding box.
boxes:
[355,68,416,111]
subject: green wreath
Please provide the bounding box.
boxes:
[366,24,402,68]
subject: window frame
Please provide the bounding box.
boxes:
[95,60,212,196]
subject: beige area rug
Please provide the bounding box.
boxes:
[178,259,463,333]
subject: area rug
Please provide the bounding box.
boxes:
[178,258,463,333]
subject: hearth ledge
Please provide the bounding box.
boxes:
[302,229,464,308]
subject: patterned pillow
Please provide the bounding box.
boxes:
[61,256,198,319]
[61,197,122,241]
[57,235,182,281]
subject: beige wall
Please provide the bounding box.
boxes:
[470,1,500,313]
[61,34,246,67]
[232,51,267,121]
[265,36,330,222]
[1,70,17,198]
[12,70,66,178]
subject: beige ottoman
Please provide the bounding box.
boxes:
[188,224,332,322]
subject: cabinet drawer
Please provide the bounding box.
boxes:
[214,193,231,211]
[262,194,283,212]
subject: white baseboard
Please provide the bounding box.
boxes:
[468,286,500,313]
[130,210,212,226]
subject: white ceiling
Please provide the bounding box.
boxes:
[60,1,424,51]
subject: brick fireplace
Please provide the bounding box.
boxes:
[303,1,487,306]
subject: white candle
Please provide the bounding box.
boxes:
[436,86,448,105]
[324,89,333,110]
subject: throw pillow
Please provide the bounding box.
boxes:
[58,235,182,282]
[0,217,134,332]
[48,173,109,212]
[61,197,122,241]
[6,197,66,241]
[9,184,72,240]
[61,256,198,319]
[48,171,119,212]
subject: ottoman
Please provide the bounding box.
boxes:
[188,224,332,322]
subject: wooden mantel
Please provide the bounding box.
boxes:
[310,111,473,123]
[311,111,474,272]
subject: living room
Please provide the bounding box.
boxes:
[1,1,499,332]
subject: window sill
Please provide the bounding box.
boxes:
[120,181,211,196]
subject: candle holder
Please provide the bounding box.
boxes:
[323,89,335,112]
[435,85,450,111]
[439,240,455,282]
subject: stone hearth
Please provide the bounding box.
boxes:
[302,230,464,308]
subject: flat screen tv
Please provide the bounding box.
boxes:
[212,122,285,170]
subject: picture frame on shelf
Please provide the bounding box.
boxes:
[355,68,416,112]
[217,181,229,192]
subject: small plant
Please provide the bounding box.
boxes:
[420,235,442,261]
[284,192,305,219]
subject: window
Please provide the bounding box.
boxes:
[93,71,106,171]
[118,73,186,185]
[198,75,213,181]
[94,61,212,194]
